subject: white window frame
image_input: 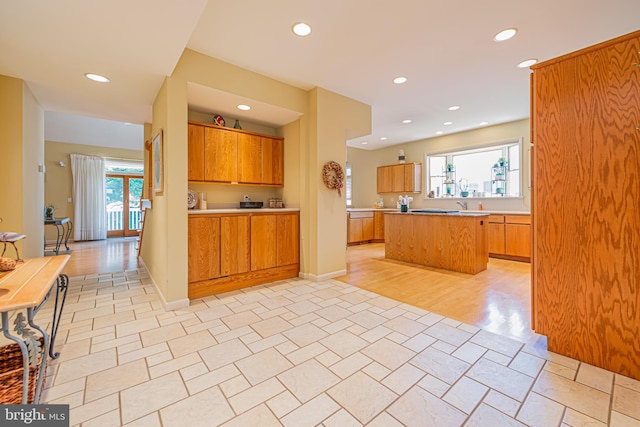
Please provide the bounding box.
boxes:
[424,137,523,199]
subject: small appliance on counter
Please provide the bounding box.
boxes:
[268,198,284,208]
[239,194,263,208]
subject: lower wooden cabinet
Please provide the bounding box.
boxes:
[348,211,374,244]
[188,211,299,299]
[373,211,385,241]
[488,214,531,261]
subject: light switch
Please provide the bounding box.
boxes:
[67,197,72,203]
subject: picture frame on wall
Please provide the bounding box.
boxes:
[152,129,163,193]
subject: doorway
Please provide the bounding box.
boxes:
[106,174,144,237]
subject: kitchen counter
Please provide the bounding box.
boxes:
[188,208,300,214]
[347,208,528,215]
[385,212,489,274]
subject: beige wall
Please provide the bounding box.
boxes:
[348,119,531,212]
[44,141,143,241]
[140,49,370,305]
[0,75,44,258]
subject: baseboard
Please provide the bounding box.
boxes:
[303,269,347,282]
[138,258,190,311]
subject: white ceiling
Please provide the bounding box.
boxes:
[1,0,639,150]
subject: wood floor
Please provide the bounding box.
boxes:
[335,243,538,344]
[60,239,537,344]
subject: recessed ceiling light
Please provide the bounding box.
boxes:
[517,58,538,68]
[435,131,444,135]
[479,121,489,126]
[361,141,368,145]
[292,22,311,36]
[448,105,460,111]
[443,121,453,126]
[402,119,412,124]
[237,104,251,111]
[494,28,517,42]
[393,76,407,84]
[85,73,110,83]
[380,137,387,140]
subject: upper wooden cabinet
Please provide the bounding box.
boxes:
[377,163,421,193]
[188,121,284,187]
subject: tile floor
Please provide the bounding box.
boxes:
[34,268,640,426]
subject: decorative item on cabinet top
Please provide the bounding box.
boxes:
[212,114,225,127]
[187,189,198,209]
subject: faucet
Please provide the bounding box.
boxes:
[456,201,467,210]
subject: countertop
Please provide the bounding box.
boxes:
[387,211,489,217]
[188,208,300,214]
[348,208,529,215]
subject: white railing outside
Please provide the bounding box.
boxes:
[107,207,141,231]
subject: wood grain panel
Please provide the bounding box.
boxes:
[385,213,488,274]
[220,215,250,276]
[187,123,204,181]
[261,137,284,185]
[373,211,385,241]
[187,216,220,282]
[392,165,405,192]
[205,127,237,182]
[532,30,640,380]
[361,217,374,241]
[237,133,262,184]
[488,222,505,254]
[505,224,531,259]
[505,215,531,225]
[251,215,277,271]
[348,217,362,244]
[276,213,299,266]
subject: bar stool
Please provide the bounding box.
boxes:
[0,232,26,261]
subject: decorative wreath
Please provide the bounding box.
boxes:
[322,161,345,197]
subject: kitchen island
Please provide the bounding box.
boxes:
[385,211,489,274]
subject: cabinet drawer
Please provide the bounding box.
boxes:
[505,215,531,225]
[349,211,374,219]
[488,215,505,223]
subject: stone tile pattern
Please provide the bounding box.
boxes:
[37,270,640,426]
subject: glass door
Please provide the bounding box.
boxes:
[106,175,144,237]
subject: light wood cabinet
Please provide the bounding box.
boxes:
[376,163,421,193]
[188,124,205,181]
[220,216,250,276]
[205,126,237,182]
[262,137,284,186]
[251,215,277,271]
[187,216,220,282]
[348,211,374,244]
[188,211,300,299]
[373,211,385,241]
[188,121,284,187]
[237,133,262,184]
[531,30,640,380]
[487,214,530,261]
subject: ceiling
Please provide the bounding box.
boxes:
[1,1,639,151]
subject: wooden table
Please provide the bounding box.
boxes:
[0,256,70,403]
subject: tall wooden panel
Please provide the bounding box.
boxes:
[532,30,640,380]
[373,211,385,241]
[187,124,204,181]
[205,127,237,182]
[251,215,277,271]
[276,213,299,266]
[187,216,220,282]
[220,215,250,276]
[237,134,262,184]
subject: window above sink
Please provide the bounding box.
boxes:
[425,138,522,199]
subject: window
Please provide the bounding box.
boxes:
[345,162,353,207]
[425,139,522,198]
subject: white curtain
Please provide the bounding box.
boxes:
[70,154,107,241]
